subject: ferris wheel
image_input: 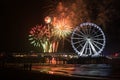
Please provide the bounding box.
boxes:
[71,22,106,57]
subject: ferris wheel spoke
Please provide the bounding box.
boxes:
[86,26,91,35]
[73,40,85,44]
[77,41,85,49]
[79,41,88,56]
[89,43,92,55]
[85,48,87,55]
[94,34,103,38]
[72,37,84,40]
[93,38,104,41]
[92,41,101,50]
[85,42,89,55]
[88,40,97,54]
[91,27,96,34]
[81,27,86,35]
[92,29,100,36]
[73,32,84,37]
[82,27,88,35]
[80,31,86,36]
[84,28,88,35]
[93,40,103,46]
[88,26,91,34]
[76,44,82,50]
[77,28,86,36]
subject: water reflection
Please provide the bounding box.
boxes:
[72,64,111,76]
[32,64,111,77]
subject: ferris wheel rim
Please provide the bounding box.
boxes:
[71,22,106,57]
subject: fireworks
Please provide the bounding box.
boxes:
[29,24,60,53]
[29,1,75,52]
[47,2,74,40]
[29,25,52,52]
[29,25,42,47]
[52,18,73,39]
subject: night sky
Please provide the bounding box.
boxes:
[1,0,120,55]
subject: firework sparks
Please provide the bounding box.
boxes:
[29,25,42,47]
[29,25,52,52]
[29,24,60,53]
[52,18,73,39]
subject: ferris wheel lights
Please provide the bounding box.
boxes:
[71,22,106,57]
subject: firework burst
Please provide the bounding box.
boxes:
[52,18,73,39]
[29,25,52,52]
[29,25,42,47]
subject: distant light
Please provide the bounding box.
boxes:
[48,71,54,74]
[114,53,119,57]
